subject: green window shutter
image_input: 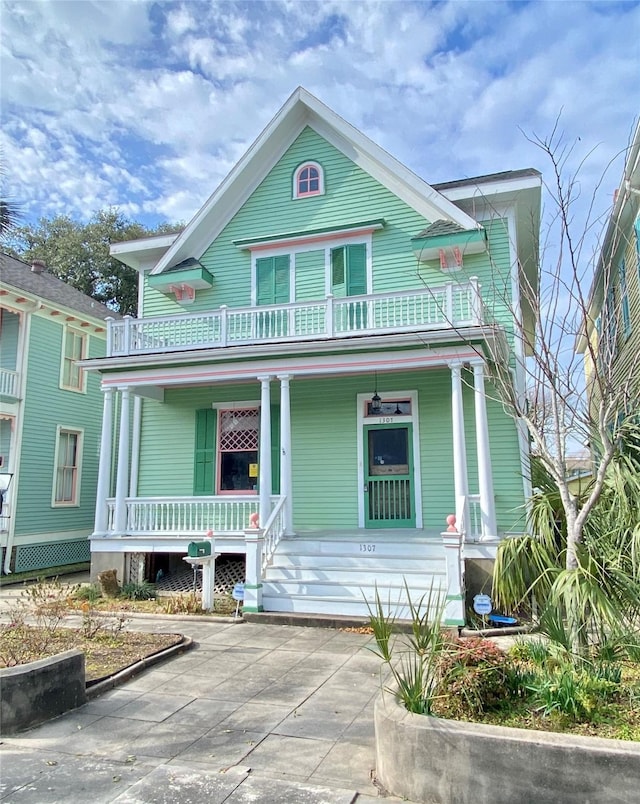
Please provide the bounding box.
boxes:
[257,255,290,305]
[194,408,217,495]
[271,404,281,495]
[274,255,290,304]
[346,243,367,296]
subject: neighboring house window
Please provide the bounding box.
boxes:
[602,284,617,363]
[293,162,324,198]
[635,216,640,278]
[218,408,259,493]
[53,427,83,506]
[61,328,87,391]
[619,258,631,339]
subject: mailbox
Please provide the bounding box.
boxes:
[187,541,212,558]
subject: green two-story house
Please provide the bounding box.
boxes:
[0,254,117,575]
[83,88,541,622]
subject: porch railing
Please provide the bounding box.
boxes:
[106,496,275,536]
[261,495,286,570]
[467,494,482,541]
[0,368,19,398]
[107,280,483,357]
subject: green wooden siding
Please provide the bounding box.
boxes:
[0,310,19,371]
[13,313,105,539]
[295,250,325,301]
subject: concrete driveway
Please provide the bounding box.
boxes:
[0,613,408,803]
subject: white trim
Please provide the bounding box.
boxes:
[438,174,542,203]
[211,399,260,411]
[356,389,422,529]
[51,425,84,508]
[93,388,114,536]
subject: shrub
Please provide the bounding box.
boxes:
[121,581,157,601]
[74,584,102,603]
[160,592,204,615]
[526,665,620,721]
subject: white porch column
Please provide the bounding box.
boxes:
[471,360,497,540]
[244,527,264,612]
[114,387,131,537]
[129,394,142,497]
[258,375,273,528]
[449,361,470,538]
[278,373,294,535]
[93,387,114,537]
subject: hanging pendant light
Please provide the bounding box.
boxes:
[371,372,382,413]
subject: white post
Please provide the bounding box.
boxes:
[93,387,114,536]
[129,394,142,498]
[326,294,334,337]
[244,528,264,612]
[201,554,218,611]
[278,374,294,535]
[449,362,470,538]
[442,516,465,627]
[114,387,131,536]
[471,360,497,540]
[258,375,272,528]
[469,276,482,324]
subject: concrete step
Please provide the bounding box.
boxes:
[261,590,443,620]
[271,554,445,571]
[277,537,444,559]
[265,567,445,587]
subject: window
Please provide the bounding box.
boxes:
[635,216,640,278]
[218,408,259,493]
[61,328,86,391]
[53,427,83,506]
[293,161,324,198]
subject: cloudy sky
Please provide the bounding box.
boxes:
[2,0,639,232]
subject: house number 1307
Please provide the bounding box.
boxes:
[378,417,393,423]
[360,544,376,552]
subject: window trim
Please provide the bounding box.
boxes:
[293,161,324,199]
[215,406,260,495]
[52,426,83,507]
[60,327,88,393]
[619,258,631,340]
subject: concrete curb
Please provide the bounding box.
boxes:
[103,610,243,624]
[86,635,195,699]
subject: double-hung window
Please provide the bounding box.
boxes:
[61,328,86,392]
[53,427,83,506]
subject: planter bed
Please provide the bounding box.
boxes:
[374,690,640,804]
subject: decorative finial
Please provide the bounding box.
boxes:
[446,514,457,532]
[249,512,259,529]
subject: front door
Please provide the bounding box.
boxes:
[364,424,415,528]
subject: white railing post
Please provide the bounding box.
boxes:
[122,315,133,356]
[243,526,264,612]
[449,361,470,539]
[114,388,131,536]
[258,375,273,528]
[442,515,465,627]
[93,388,114,537]
[469,276,482,324]
[326,294,334,337]
[471,360,497,540]
[220,305,228,347]
[105,316,114,355]
[445,282,454,324]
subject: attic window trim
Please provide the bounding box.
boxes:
[233,219,385,253]
[293,161,324,199]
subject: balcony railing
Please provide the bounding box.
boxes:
[0,368,19,398]
[106,495,272,536]
[107,280,483,357]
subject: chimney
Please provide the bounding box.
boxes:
[31,260,46,274]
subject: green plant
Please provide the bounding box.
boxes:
[121,581,157,601]
[365,584,396,662]
[74,584,102,603]
[79,602,128,639]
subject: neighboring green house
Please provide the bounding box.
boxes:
[84,88,541,622]
[579,120,640,430]
[0,254,118,575]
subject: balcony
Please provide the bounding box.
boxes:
[107,280,484,358]
[0,369,19,398]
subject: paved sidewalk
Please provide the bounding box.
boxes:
[1,611,408,803]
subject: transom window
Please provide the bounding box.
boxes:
[53,427,82,506]
[218,408,259,493]
[293,161,324,198]
[61,328,86,392]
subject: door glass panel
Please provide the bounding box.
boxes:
[368,428,409,476]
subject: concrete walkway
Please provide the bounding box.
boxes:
[1,609,409,803]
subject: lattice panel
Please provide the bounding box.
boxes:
[127,552,146,584]
[156,557,245,594]
[219,409,259,451]
[14,539,90,573]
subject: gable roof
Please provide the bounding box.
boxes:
[0,253,120,322]
[150,87,480,276]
